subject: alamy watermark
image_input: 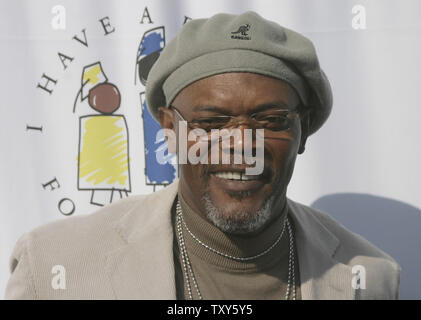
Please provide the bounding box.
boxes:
[51,5,66,30]
[51,265,66,290]
[351,264,366,290]
[156,121,265,175]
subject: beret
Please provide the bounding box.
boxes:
[145,11,332,136]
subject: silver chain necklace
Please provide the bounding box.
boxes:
[175,200,296,300]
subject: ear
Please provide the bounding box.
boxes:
[158,106,174,130]
[158,106,177,154]
[298,111,310,155]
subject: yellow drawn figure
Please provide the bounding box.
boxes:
[75,62,131,206]
[78,115,130,189]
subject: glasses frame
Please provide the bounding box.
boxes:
[170,105,304,134]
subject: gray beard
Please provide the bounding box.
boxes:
[202,192,277,235]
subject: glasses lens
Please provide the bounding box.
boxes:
[253,111,292,131]
[193,117,231,131]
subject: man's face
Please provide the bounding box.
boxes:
[159,72,307,234]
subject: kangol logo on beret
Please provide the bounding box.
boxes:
[231,23,251,40]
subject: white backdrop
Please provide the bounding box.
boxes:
[1,0,420,298]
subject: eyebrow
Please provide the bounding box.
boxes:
[193,101,292,114]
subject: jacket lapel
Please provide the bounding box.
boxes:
[288,199,355,300]
[105,181,179,299]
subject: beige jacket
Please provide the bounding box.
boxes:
[4,180,400,299]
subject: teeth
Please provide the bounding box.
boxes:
[214,171,260,181]
[241,174,255,181]
[214,172,241,180]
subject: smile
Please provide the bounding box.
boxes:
[209,168,269,194]
[212,171,261,181]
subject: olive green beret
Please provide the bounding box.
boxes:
[146,11,332,135]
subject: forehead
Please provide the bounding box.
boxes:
[172,72,299,113]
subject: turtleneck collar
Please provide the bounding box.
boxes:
[177,190,290,271]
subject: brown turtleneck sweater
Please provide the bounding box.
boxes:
[172,192,301,300]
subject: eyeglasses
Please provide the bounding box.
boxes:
[171,105,302,139]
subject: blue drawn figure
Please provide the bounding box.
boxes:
[74,62,131,206]
[140,93,176,187]
[135,26,165,85]
[136,27,177,189]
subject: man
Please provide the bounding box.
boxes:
[5,11,400,300]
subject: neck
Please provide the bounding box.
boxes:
[177,189,290,270]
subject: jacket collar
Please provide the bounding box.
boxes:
[106,180,354,299]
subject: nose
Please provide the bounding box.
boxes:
[218,124,257,165]
[230,124,256,150]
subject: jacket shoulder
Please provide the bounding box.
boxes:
[289,199,401,299]
[5,194,149,299]
[21,194,146,246]
[290,200,398,262]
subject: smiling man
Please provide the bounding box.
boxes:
[163,72,305,300]
[5,11,400,300]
